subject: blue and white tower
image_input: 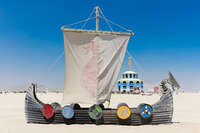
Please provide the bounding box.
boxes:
[117,57,144,94]
[117,71,143,93]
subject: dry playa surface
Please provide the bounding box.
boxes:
[0,92,200,133]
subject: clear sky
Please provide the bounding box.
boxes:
[0,0,200,91]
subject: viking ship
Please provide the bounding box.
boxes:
[25,6,180,125]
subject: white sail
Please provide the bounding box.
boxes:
[62,29,130,104]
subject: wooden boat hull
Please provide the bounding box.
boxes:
[25,85,173,125]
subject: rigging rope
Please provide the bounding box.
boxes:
[99,16,133,33]
[81,8,95,29]
[64,17,96,28]
[126,51,145,79]
[98,9,114,32]
[63,7,132,34]
[124,34,146,80]
[37,50,65,85]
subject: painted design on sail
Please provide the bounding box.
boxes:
[82,40,99,97]
[62,30,130,104]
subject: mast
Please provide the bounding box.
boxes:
[95,6,100,31]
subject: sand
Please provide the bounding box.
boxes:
[0,92,200,133]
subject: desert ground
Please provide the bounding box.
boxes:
[0,92,200,133]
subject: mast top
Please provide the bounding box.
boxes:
[61,6,134,35]
[94,6,100,10]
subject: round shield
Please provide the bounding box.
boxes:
[117,105,131,120]
[62,105,74,119]
[88,105,103,120]
[140,104,152,119]
[42,104,54,119]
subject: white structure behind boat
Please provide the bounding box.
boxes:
[117,71,143,94]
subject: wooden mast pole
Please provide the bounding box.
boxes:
[95,6,99,31]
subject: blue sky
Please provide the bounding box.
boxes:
[0,0,200,91]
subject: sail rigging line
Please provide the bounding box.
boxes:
[126,50,145,80]
[37,50,65,85]
[98,8,114,32]
[63,17,96,29]
[124,34,146,80]
[37,16,98,87]
[63,7,133,35]
[99,16,133,34]
[81,8,95,29]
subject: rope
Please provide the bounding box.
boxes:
[64,17,96,28]
[63,7,132,34]
[38,50,65,84]
[126,50,145,80]
[100,16,133,33]
[123,34,146,80]
[81,8,95,29]
[98,9,113,32]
